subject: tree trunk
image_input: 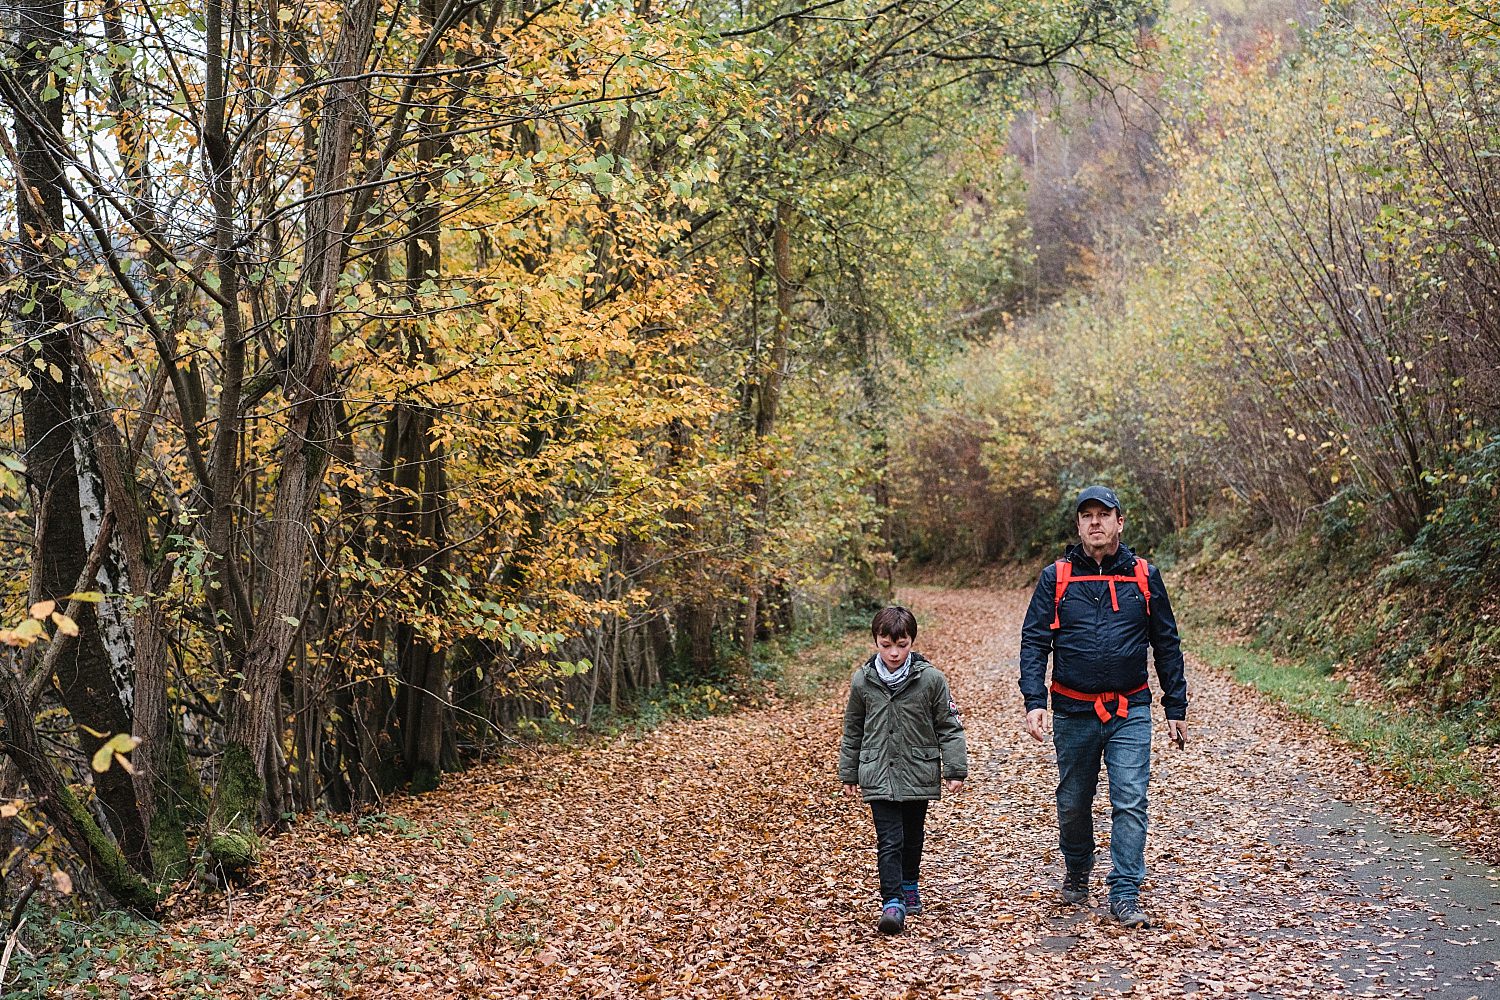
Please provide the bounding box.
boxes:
[200,0,254,666]
[204,0,380,875]
[393,102,450,789]
[383,388,450,792]
[853,281,894,606]
[743,201,794,667]
[71,342,194,880]
[676,600,715,675]
[7,0,149,875]
[0,652,157,915]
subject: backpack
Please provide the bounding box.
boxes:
[1049,556,1151,629]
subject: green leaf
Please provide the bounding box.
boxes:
[90,733,140,773]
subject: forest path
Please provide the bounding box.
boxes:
[99,587,1498,999]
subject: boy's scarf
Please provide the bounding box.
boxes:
[876,653,913,692]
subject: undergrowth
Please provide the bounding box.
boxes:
[604,605,871,730]
[1175,433,1500,804]
[2,911,250,1000]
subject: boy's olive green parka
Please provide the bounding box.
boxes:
[838,653,968,802]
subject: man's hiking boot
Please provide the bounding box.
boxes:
[1060,870,1090,905]
[1110,897,1149,929]
[877,898,907,935]
[901,882,923,915]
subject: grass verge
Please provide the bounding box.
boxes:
[1192,632,1496,807]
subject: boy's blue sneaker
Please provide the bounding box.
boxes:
[877,898,907,935]
[901,881,923,915]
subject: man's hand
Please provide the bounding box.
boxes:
[1025,708,1050,743]
[1166,719,1188,748]
[944,779,964,795]
[842,783,859,797]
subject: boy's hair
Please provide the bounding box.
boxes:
[871,605,918,642]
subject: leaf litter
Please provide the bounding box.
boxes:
[76,587,1498,998]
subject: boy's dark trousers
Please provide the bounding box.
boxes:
[869,799,928,903]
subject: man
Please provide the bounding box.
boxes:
[1019,485,1188,928]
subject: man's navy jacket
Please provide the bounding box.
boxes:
[1019,542,1189,720]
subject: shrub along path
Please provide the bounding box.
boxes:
[77,587,1499,999]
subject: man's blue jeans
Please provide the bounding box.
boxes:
[1053,708,1151,903]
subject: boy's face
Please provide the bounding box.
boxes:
[874,633,913,670]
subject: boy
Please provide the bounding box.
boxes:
[839,605,967,934]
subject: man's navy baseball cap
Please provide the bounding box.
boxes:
[1076,485,1121,511]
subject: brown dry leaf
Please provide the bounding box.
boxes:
[64,587,1499,1000]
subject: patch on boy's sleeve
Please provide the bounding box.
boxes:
[948,696,962,718]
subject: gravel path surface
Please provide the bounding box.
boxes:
[82,586,1499,999]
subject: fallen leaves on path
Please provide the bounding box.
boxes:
[74,588,1499,999]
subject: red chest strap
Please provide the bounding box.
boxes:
[1050,557,1151,629]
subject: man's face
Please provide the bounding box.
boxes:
[875,633,912,670]
[1077,500,1124,552]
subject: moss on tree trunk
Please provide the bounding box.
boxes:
[149,728,204,882]
[205,741,262,880]
[1,654,157,915]
[59,781,159,915]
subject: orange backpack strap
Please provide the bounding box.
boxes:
[1133,558,1151,614]
[1051,680,1150,722]
[1054,557,1150,629]
[1050,559,1071,629]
